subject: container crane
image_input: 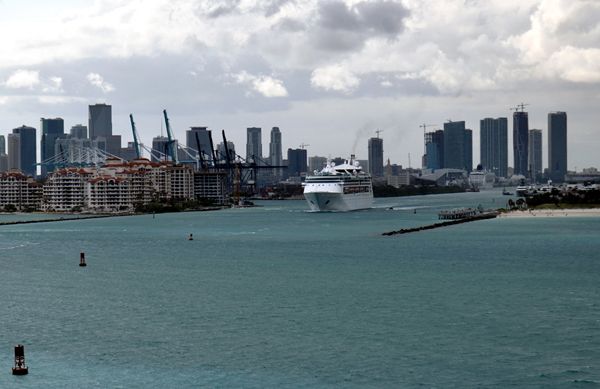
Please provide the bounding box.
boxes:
[162,109,178,164]
[129,114,142,159]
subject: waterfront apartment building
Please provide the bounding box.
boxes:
[41,118,65,177]
[43,159,195,212]
[0,171,42,211]
[12,125,37,177]
[513,111,529,177]
[528,129,543,182]
[368,136,384,177]
[548,112,567,182]
[193,171,229,204]
[246,127,262,163]
[480,117,508,178]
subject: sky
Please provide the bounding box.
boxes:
[0,0,599,170]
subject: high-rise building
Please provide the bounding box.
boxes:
[548,111,567,182]
[41,118,65,177]
[152,136,169,162]
[70,124,87,139]
[7,133,20,171]
[88,103,112,140]
[287,148,307,177]
[480,117,508,178]
[0,135,5,154]
[528,129,542,182]
[368,136,384,177]
[246,127,262,163]
[309,156,328,173]
[216,141,235,164]
[269,127,283,179]
[464,129,473,173]
[425,130,444,170]
[443,121,468,170]
[0,154,7,172]
[513,110,529,177]
[187,127,212,163]
[12,125,37,177]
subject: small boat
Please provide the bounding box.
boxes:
[502,188,513,196]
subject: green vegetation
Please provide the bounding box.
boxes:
[526,188,600,209]
[373,185,466,198]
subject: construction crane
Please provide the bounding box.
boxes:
[375,129,384,138]
[129,114,142,159]
[162,109,178,164]
[510,102,530,112]
[194,132,207,170]
[299,143,310,149]
[419,123,438,154]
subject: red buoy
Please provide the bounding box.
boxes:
[79,252,87,267]
[12,344,28,375]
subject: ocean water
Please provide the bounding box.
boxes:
[1,190,599,388]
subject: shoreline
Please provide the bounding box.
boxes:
[499,208,600,218]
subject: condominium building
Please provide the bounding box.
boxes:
[0,171,42,210]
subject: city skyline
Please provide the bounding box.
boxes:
[0,1,599,169]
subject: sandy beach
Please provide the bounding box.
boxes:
[499,208,600,218]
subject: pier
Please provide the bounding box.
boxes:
[382,211,498,236]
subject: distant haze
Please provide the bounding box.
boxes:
[0,0,599,169]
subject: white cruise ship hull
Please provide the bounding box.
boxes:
[304,191,373,212]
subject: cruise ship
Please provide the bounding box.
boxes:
[303,156,373,212]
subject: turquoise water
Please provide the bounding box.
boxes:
[1,190,599,387]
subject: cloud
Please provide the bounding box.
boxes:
[4,69,40,89]
[232,71,288,97]
[87,72,115,93]
[42,76,64,93]
[311,64,360,93]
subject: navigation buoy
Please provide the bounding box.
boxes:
[12,344,28,375]
[188,234,193,241]
[79,252,87,267]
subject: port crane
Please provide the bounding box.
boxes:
[162,109,178,164]
[129,114,142,159]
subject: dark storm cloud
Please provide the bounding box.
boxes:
[312,0,409,52]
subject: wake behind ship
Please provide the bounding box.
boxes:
[303,156,373,212]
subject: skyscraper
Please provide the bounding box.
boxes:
[464,129,473,173]
[548,111,567,182]
[480,117,508,178]
[513,110,529,177]
[7,133,20,171]
[269,127,283,179]
[12,125,36,177]
[70,124,87,139]
[40,118,65,177]
[186,127,212,163]
[287,148,307,177]
[0,135,5,154]
[88,103,112,140]
[528,129,542,182]
[152,136,169,162]
[368,136,384,177]
[425,130,444,170]
[246,127,262,163]
[443,121,468,170]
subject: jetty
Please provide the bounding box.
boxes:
[382,211,498,236]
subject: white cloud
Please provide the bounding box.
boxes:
[310,64,360,93]
[4,69,40,89]
[42,76,64,93]
[232,71,288,97]
[87,72,115,93]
